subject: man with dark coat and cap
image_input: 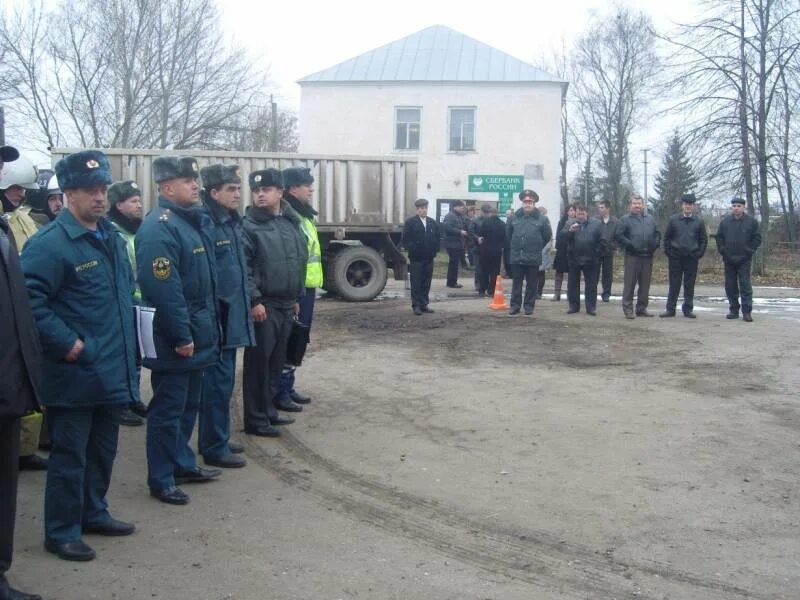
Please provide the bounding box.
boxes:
[107,179,148,424]
[0,143,43,599]
[401,198,440,315]
[275,166,321,412]
[21,150,138,562]
[241,169,307,437]
[135,156,222,506]
[715,197,762,322]
[660,193,708,319]
[197,164,255,468]
[441,199,468,288]
[506,190,552,315]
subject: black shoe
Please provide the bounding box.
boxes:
[118,408,144,427]
[659,311,676,318]
[509,307,520,315]
[129,401,148,418]
[150,486,190,505]
[601,294,610,302]
[289,390,312,404]
[0,578,42,600]
[204,453,247,468]
[535,294,543,300]
[742,313,753,322]
[83,518,135,536]
[228,441,245,454]
[477,291,487,297]
[566,308,579,314]
[413,307,422,316]
[275,398,303,412]
[586,310,597,316]
[524,309,533,315]
[624,312,635,320]
[421,306,435,313]
[44,539,96,561]
[245,425,281,438]
[446,283,463,289]
[683,311,697,319]
[271,415,295,426]
[174,467,221,484]
[636,310,654,317]
[18,454,48,471]
[726,312,739,319]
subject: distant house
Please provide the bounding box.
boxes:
[298,24,567,225]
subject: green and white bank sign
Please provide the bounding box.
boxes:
[468,175,524,213]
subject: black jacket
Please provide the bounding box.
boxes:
[716,213,762,264]
[663,213,708,259]
[598,215,619,256]
[616,213,661,257]
[0,218,41,418]
[441,211,466,249]
[477,216,507,255]
[242,201,308,310]
[401,215,440,261]
[564,218,607,266]
[553,215,570,273]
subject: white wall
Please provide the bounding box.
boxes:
[299,82,564,228]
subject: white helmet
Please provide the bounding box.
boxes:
[47,174,62,195]
[0,155,38,190]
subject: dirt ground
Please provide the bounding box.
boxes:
[11,279,800,600]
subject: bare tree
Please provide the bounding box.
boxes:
[570,7,659,216]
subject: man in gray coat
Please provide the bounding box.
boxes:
[616,194,660,319]
[506,190,552,315]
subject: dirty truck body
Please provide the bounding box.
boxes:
[52,149,419,301]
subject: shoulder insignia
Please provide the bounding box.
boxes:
[158,209,171,222]
[152,257,171,280]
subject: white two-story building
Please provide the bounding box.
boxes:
[298,24,567,224]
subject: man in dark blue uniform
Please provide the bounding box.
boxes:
[198,164,254,468]
[136,156,221,505]
[21,150,138,561]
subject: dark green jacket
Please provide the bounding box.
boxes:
[202,192,255,349]
[242,202,307,310]
[506,208,552,266]
[20,210,137,407]
[135,197,220,371]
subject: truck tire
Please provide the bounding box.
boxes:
[329,245,387,302]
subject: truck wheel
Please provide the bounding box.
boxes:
[330,245,387,302]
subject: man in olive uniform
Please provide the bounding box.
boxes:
[0,143,43,599]
[276,166,321,411]
[135,156,221,505]
[198,164,255,468]
[22,150,138,562]
[107,180,147,424]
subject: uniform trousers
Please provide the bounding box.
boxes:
[45,405,120,543]
[199,348,237,460]
[622,254,653,314]
[244,307,293,430]
[510,264,539,312]
[567,262,599,313]
[147,370,202,492]
[724,259,754,314]
[666,256,699,314]
[409,258,434,309]
[598,253,614,298]
[0,419,20,576]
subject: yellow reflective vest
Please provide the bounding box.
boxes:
[6,206,40,251]
[299,215,323,288]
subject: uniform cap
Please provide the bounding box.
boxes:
[730,197,746,206]
[200,164,242,189]
[681,193,697,204]
[54,150,113,190]
[249,169,283,192]
[108,180,141,206]
[153,156,199,184]
[282,166,314,188]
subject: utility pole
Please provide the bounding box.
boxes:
[0,106,5,145]
[642,148,650,202]
[269,95,278,152]
[584,155,591,205]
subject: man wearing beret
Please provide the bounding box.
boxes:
[197,164,254,468]
[135,156,221,505]
[242,169,307,437]
[715,197,762,322]
[107,180,148,424]
[275,166,321,411]
[21,150,138,562]
[0,144,43,598]
[660,193,708,319]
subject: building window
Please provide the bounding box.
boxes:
[395,107,421,150]
[449,107,475,151]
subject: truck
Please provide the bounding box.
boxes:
[52,148,419,301]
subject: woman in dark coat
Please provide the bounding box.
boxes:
[551,204,576,301]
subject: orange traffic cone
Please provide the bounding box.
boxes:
[488,276,509,311]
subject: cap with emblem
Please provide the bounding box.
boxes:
[282,167,314,188]
[152,156,200,184]
[249,169,283,192]
[200,164,241,190]
[54,150,113,191]
[0,145,19,163]
[519,189,538,201]
[108,180,141,206]
[730,197,746,206]
[681,193,697,204]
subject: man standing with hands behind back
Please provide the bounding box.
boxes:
[136,156,221,506]
[616,194,660,319]
[716,197,761,322]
